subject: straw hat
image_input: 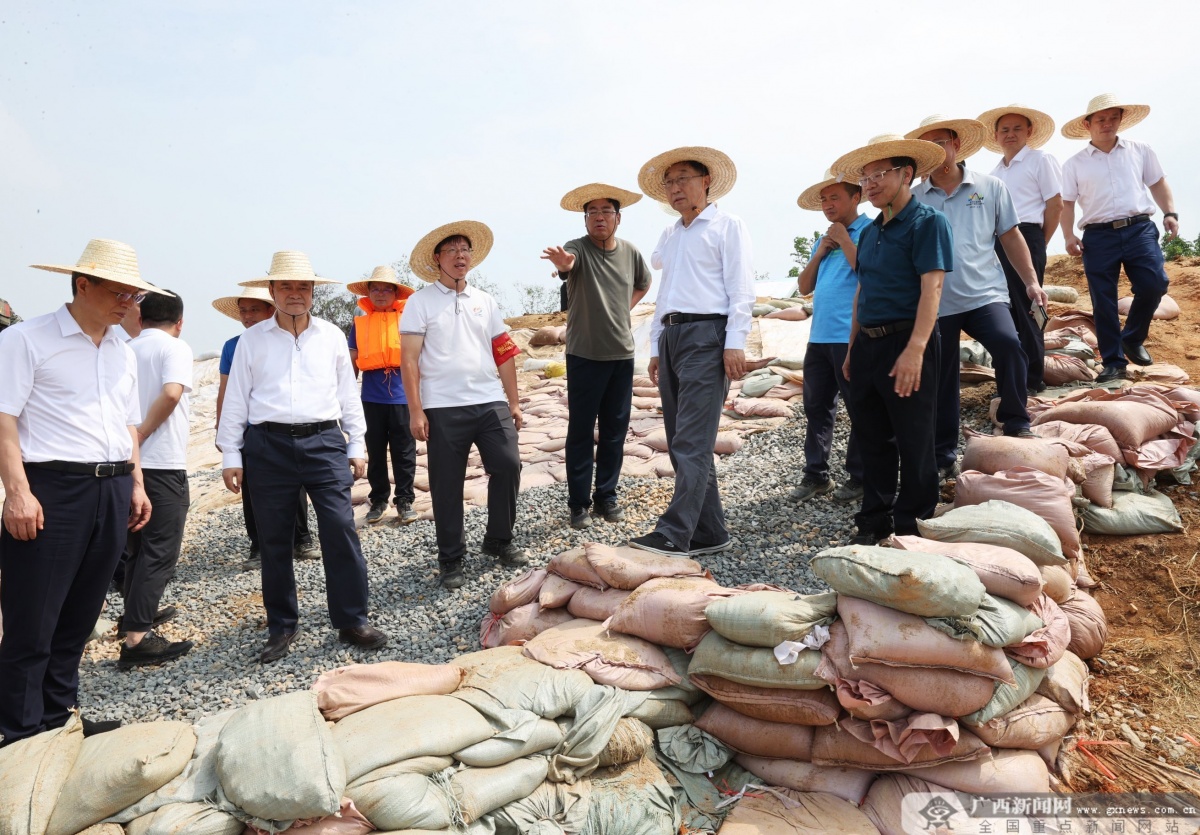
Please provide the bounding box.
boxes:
[1061,93,1150,139]
[976,104,1056,153]
[238,251,339,289]
[797,169,865,211]
[211,286,276,321]
[560,183,643,212]
[831,134,947,181]
[409,221,494,283]
[638,146,737,204]
[31,238,172,296]
[904,115,989,160]
[346,265,416,297]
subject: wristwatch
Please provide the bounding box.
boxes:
[1164,212,1179,222]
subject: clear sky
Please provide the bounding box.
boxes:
[2,1,1196,353]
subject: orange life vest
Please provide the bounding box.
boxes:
[354,289,413,370]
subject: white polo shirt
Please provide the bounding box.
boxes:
[400,281,508,409]
[130,327,193,470]
[0,304,140,463]
[989,146,1063,225]
[1062,137,1165,228]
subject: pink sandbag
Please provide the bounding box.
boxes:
[889,535,1044,607]
[735,756,878,806]
[1045,309,1097,339]
[622,442,655,460]
[811,724,989,771]
[966,693,1075,750]
[630,396,660,410]
[1032,420,1123,460]
[261,798,373,835]
[1060,589,1108,660]
[1032,388,1181,448]
[489,568,547,615]
[694,702,814,760]
[583,542,704,590]
[903,748,1049,793]
[566,586,632,621]
[522,618,681,690]
[716,788,882,835]
[1043,354,1096,385]
[603,576,740,650]
[632,385,660,398]
[1129,363,1191,385]
[313,662,465,721]
[529,324,566,346]
[689,673,841,726]
[1005,593,1070,669]
[828,675,913,722]
[479,601,575,648]
[763,382,805,400]
[1040,565,1073,603]
[547,546,608,590]
[840,713,961,765]
[1118,293,1180,320]
[861,774,958,835]
[961,430,1069,479]
[764,306,809,321]
[538,574,583,608]
[954,466,1082,562]
[1079,452,1116,508]
[730,397,794,418]
[642,428,670,452]
[714,431,745,454]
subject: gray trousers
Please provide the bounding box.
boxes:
[655,319,730,548]
[121,468,189,632]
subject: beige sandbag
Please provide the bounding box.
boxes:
[452,645,593,718]
[689,631,825,690]
[714,431,745,454]
[764,306,809,321]
[811,724,989,771]
[479,600,574,648]
[522,619,681,690]
[453,757,550,825]
[689,674,840,725]
[889,536,1043,607]
[902,748,1049,793]
[547,546,608,589]
[860,773,957,835]
[530,324,566,346]
[1040,565,1073,603]
[734,755,878,806]
[625,698,695,729]
[1032,396,1179,449]
[1043,354,1096,385]
[566,587,632,621]
[454,718,563,767]
[1035,651,1091,714]
[717,789,881,835]
[124,803,244,835]
[694,702,814,760]
[583,542,704,590]
[605,576,738,650]
[345,758,454,831]
[1060,589,1108,660]
[810,545,987,617]
[539,573,584,608]
[1118,293,1180,319]
[598,718,654,767]
[954,466,1083,562]
[1043,285,1079,303]
[961,430,1070,479]
[1032,419,1124,460]
[0,714,83,835]
[703,590,838,648]
[489,568,547,615]
[729,397,794,418]
[967,693,1075,750]
[917,500,1067,567]
[47,721,196,835]
[313,662,465,721]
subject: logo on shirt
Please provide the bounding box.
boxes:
[471,305,483,318]
[967,192,985,209]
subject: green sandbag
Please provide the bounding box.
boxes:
[917,500,1067,567]
[704,591,837,648]
[1081,490,1183,535]
[926,594,1044,648]
[688,632,825,690]
[962,659,1047,725]
[810,545,986,618]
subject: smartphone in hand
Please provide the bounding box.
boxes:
[1031,303,1049,331]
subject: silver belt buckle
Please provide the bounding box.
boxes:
[1113,218,1130,229]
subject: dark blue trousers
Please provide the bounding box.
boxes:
[243,425,370,637]
[241,479,311,549]
[0,468,131,745]
[565,354,634,510]
[1081,220,1170,369]
[996,222,1048,390]
[845,328,939,536]
[802,341,863,484]
[935,303,1031,469]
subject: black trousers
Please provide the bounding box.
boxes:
[121,468,189,632]
[363,400,416,506]
[565,354,634,510]
[241,476,311,548]
[0,468,132,744]
[845,328,940,536]
[426,402,520,571]
[243,425,370,637]
[995,222,1048,389]
[802,341,863,484]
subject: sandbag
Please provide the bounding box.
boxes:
[0,714,83,835]
[811,724,989,771]
[1080,452,1117,507]
[489,569,547,615]
[742,372,783,397]
[967,693,1076,750]
[764,306,809,321]
[703,590,837,648]
[278,798,373,834]
[346,758,454,831]
[47,721,195,835]
[1040,565,1073,603]
[583,542,704,590]
[1060,589,1108,660]
[861,773,957,835]
[923,593,1044,650]
[904,748,1049,794]
[547,547,608,589]
[811,545,986,617]
[483,779,591,835]
[961,430,1070,479]
[889,536,1043,607]
[566,587,632,621]
[734,756,878,806]
[479,601,575,648]
[917,500,1067,567]
[1044,285,1078,303]
[605,576,737,650]
[1005,593,1070,669]
[838,712,963,766]
[1119,292,1179,319]
[585,756,681,835]
[538,574,583,608]
[689,631,825,690]
[1081,489,1183,535]
[729,397,794,418]
[598,717,654,768]
[124,803,244,835]
[453,645,593,718]
[454,717,563,767]
[454,757,550,825]
[313,662,465,721]
[827,674,913,723]
[216,691,345,822]
[962,659,1047,725]
[530,325,566,346]
[694,702,814,760]
[1033,419,1124,460]
[954,467,1083,561]
[1043,354,1096,385]
[1035,651,1091,714]
[625,698,695,730]
[332,694,494,782]
[716,789,881,835]
[1032,395,1179,449]
[522,619,681,690]
[689,673,840,725]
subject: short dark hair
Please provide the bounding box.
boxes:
[140,290,183,325]
[70,272,98,297]
[890,156,918,186]
[840,182,863,200]
[671,160,711,198]
[435,234,472,254]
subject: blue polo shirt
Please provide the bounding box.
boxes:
[219,334,239,375]
[810,213,872,344]
[348,320,407,405]
[855,198,954,327]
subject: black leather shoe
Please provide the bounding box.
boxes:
[1095,365,1128,384]
[116,605,177,638]
[259,630,300,664]
[1121,339,1153,366]
[338,624,388,650]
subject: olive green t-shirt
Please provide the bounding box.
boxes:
[561,236,652,361]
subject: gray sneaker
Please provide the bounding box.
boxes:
[569,507,593,529]
[833,479,864,503]
[393,501,418,525]
[789,477,833,502]
[365,501,387,524]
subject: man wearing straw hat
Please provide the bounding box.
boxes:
[212,287,319,569]
[401,221,528,590]
[217,251,387,664]
[540,184,652,531]
[1059,94,1177,384]
[830,136,952,544]
[629,146,755,557]
[790,170,868,505]
[0,238,163,745]
[347,266,418,527]
[906,115,1048,479]
[977,104,1063,393]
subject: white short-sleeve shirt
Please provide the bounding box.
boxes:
[1062,137,1165,228]
[131,327,193,470]
[989,146,1063,225]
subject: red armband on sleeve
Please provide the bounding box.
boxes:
[492,333,521,366]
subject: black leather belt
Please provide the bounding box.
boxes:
[859,320,914,339]
[27,460,135,477]
[260,420,339,437]
[661,312,727,326]
[1084,214,1150,231]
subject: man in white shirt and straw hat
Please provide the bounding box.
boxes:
[907,115,1048,481]
[541,183,652,531]
[217,251,387,664]
[213,286,319,570]
[977,104,1063,394]
[400,221,528,590]
[629,146,755,558]
[1059,93,1177,384]
[0,238,163,746]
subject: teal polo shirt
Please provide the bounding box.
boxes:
[855,198,954,327]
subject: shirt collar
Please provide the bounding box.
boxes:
[848,213,871,232]
[433,280,473,297]
[916,164,975,196]
[872,196,919,228]
[55,303,124,344]
[1084,135,1126,155]
[677,202,720,229]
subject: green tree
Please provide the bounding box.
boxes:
[311,284,359,335]
[1162,231,1198,260]
[787,232,821,278]
[516,283,559,315]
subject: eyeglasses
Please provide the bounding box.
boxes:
[584,209,618,218]
[928,138,955,147]
[437,247,472,256]
[101,285,147,304]
[857,167,902,188]
[661,174,705,189]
